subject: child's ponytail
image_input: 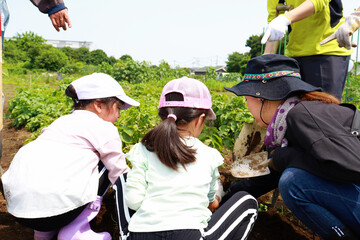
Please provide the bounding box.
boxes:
[142,92,210,170]
[142,113,197,170]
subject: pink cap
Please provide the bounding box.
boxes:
[159,77,216,120]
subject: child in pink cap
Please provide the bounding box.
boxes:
[2,73,139,240]
[125,77,258,240]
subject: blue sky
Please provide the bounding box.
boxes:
[5,0,360,67]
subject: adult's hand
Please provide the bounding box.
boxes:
[49,8,72,32]
[268,150,277,171]
[261,15,291,44]
[320,11,360,49]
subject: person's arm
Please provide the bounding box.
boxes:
[30,0,72,31]
[285,0,315,23]
[124,144,148,211]
[207,149,223,212]
[98,139,130,184]
[262,0,315,47]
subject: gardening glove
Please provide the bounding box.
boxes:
[261,14,291,44]
[320,11,360,49]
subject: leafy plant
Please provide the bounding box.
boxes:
[34,46,69,71]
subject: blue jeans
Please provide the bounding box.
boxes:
[279,168,360,238]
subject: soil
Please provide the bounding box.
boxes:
[0,83,321,240]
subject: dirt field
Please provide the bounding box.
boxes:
[0,83,321,240]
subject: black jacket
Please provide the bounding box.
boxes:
[272,101,360,184]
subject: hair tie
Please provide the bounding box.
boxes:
[167,114,177,121]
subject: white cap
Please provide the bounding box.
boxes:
[71,73,140,109]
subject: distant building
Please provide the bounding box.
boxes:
[190,66,227,76]
[5,37,94,51]
[46,39,94,51]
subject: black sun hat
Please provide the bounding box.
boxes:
[224,54,322,100]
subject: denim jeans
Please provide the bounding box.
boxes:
[278,168,360,238]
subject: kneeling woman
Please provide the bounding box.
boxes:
[225,54,360,239]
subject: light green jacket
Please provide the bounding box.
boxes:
[125,137,223,232]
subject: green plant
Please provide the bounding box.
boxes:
[6,72,253,158]
[6,81,72,131]
[34,46,69,71]
[199,93,252,152]
[206,67,217,80]
[258,203,269,212]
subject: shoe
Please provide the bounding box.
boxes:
[58,196,111,240]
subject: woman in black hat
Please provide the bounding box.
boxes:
[225,54,360,239]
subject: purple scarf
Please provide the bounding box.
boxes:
[264,96,300,148]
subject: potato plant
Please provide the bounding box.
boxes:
[6,74,251,156]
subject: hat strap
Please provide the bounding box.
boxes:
[260,100,269,126]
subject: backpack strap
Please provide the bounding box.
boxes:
[351,108,360,138]
[340,103,360,139]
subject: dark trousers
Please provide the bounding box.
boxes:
[294,55,350,100]
[129,191,258,240]
[15,204,87,232]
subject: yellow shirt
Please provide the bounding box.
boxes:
[267,0,353,57]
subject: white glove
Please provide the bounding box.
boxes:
[320,11,360,49]
[261,14,291,44]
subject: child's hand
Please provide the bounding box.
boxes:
[208,199,219,212]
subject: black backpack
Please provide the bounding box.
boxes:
[341,103,360,139]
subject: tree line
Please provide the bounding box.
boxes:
[4,31,270,77]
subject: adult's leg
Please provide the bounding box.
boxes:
[203,191,258,240]
[279,168,360,238]
[294,55,350,100]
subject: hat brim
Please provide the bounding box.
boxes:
[117,95,140,110]
[224,76,322,100]
[206,108,216,120]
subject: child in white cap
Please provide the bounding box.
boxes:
[125,77,258,240]
[1,73,139,240]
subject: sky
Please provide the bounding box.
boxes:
[5,0,360,68]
